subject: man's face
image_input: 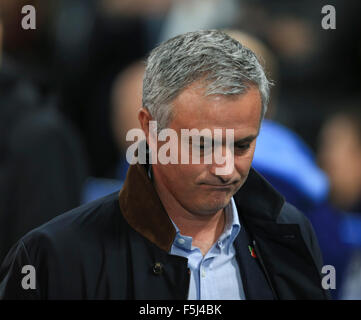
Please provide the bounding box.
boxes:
[151,82,262,216]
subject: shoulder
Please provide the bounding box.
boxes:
[277,201,324,267]
[277,202,308,224]
[277,201,315,240]
[0,191,125,299]
[21,191,123,254]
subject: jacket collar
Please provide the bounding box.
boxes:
[118,162,285,253]
[233,167,285,223]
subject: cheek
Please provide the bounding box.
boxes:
[235,147,256,174]
[176,163,205,183]
[162,163,203,189]
[234,160,252,178]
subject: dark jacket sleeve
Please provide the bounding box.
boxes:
[0,240,41,300]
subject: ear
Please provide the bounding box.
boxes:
[138,107,154,146]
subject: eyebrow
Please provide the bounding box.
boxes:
[198,134,258,145]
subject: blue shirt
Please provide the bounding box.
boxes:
[169,197,245,300]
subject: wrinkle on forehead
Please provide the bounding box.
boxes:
[170,83,262,134]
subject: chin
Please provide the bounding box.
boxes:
[190,196,232,216]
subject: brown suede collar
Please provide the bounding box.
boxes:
[118,163,177,252]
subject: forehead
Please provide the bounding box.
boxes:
[170,82,262,136]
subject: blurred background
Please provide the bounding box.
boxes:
[0,0,360,299]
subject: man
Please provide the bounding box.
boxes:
[0,15,88,264]
[0,30,329,299]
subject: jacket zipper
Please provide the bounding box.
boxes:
[252,239,279,300]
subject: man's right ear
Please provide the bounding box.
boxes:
[138,107,153,145]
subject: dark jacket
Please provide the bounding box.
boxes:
[0,163,330,299]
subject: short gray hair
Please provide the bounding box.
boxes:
[143,30,271,132]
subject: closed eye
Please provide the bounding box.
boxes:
[198,143,250,150]
[235,144,250,151]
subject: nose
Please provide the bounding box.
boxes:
[209,144,235,182]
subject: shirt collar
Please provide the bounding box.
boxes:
[222,197,241,254]
[171,197,241,254]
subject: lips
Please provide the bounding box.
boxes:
[201,183,234,189]
[207,184,233,187]
[201,181,235,187]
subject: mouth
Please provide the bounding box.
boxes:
[201,183,234,190]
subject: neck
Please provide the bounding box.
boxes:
[171,208,226,256]
[152,168,226,255]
